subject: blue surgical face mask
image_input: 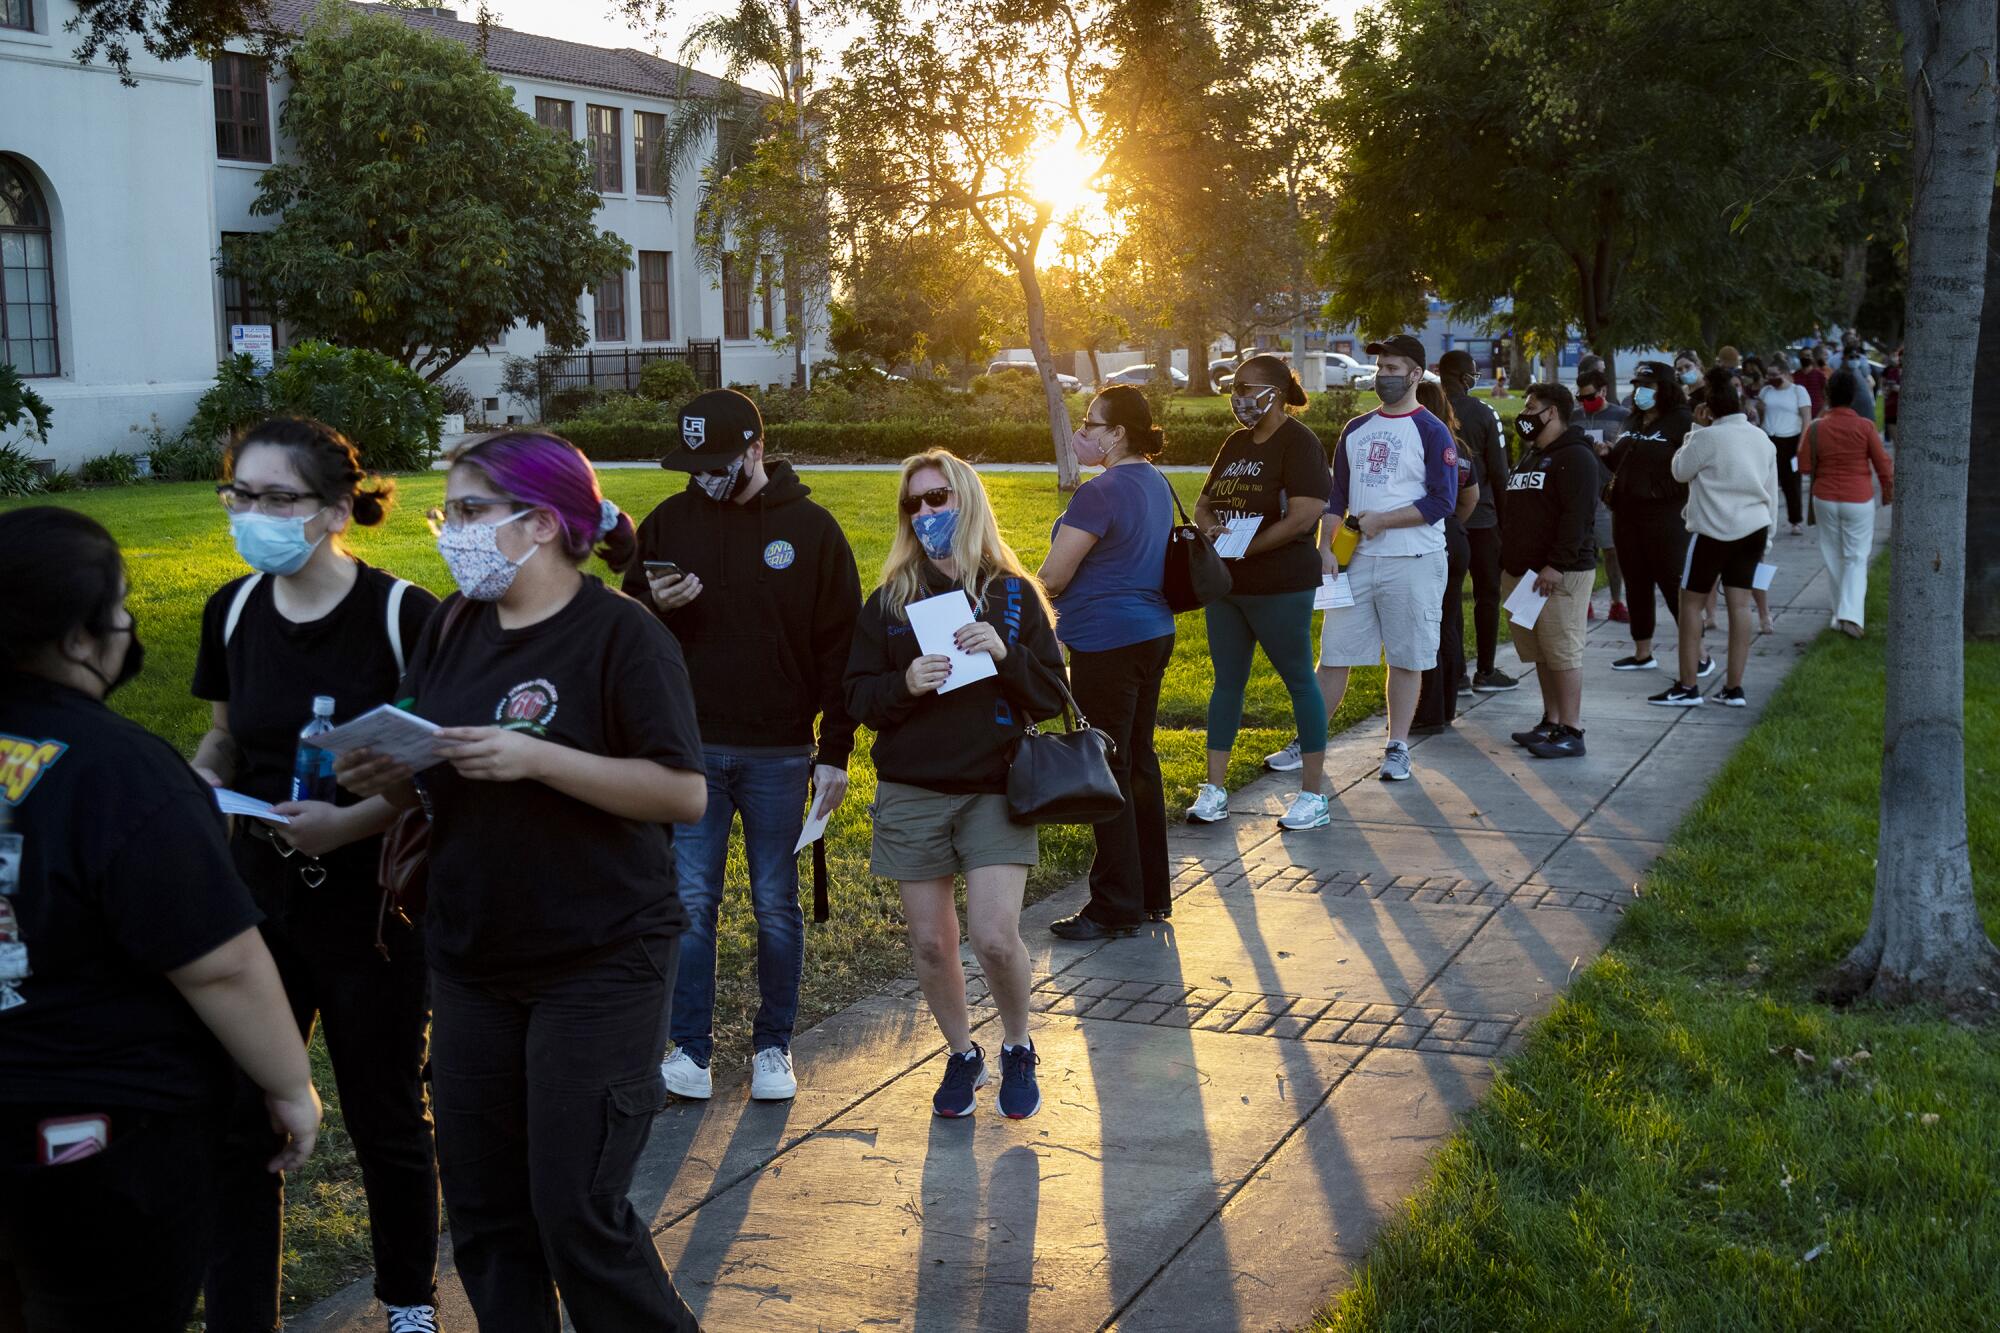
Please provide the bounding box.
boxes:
[912,509,958,560]
[230,509,326,576]
[1633,386,1658,411]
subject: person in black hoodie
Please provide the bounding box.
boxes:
[627,389,862,1108]
[1499,383,1599,758]
[844,450,1069,1123]
[1604,362,1713,679]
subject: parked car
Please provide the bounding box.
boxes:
[985,359,1081,393]
[1208,357,1240,391]
[1322,352,1373,387]
[1101,364,1189,389]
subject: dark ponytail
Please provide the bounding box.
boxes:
[0,508,126,670]
[227,417,396,526]
[1094,384,1168,460]
[1236,353,1308,408]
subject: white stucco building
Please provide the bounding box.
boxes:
[3,0,820,468]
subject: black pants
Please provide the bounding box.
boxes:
[1466,524,1502,673]
[1067,633,1174,927]
[1771,433,1803,524]
[2,1106,221,1332]
[430,936,699,1333]
[1417,521,1470,727]
[205,917,438,1328]
[1612,504,1692,645]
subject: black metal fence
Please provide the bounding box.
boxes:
[534,342,722,415]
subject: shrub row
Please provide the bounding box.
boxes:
[551,417,1261,467]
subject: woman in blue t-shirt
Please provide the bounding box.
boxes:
[1038,386,1178,938]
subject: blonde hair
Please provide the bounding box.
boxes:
[880,450,1053,625]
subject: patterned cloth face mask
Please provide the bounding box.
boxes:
[1229,385,1277,428]
[693,459,748,502]
[437,509,537,601]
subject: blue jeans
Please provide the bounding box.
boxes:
[669,752,811,1065]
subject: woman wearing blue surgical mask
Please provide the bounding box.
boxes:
[1602,364,1711,680]
[189,418,445,1331]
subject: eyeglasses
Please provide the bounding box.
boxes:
[425,498,526,535]
[217,485,321,517]
[899,487,954,515]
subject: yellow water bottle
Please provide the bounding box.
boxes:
[1331,514,1362,568]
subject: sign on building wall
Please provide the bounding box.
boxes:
[231,324,275,374]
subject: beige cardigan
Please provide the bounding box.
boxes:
[1670,414,1781,548]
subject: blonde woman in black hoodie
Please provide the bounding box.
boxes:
[845,450,1069,1122]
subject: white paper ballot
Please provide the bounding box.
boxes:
[1212,515,1263,560]
[309,704,446,771]
[215,789,290,824]
[906,590,999,695]
[794,796,833,854]
[1504,578,1548,630]
[1313,573,1356,610]
[1752,562,1777,591]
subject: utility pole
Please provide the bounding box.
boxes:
[788,0,810,388]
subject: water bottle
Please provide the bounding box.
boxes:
[1331,514,1363,569]
[291,696,337,804]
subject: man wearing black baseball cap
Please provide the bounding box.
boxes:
[1437,348,1514,692]
[624,387,863,1105]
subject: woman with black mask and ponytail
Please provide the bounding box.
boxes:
[1603,364,1713,680]
[190,418,443,1332]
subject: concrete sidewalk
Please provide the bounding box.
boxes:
[296,518,1869,1332]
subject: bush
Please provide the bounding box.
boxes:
[544,385,606,421]
[0,441,46,496]
[637,359,701,406]
[141,415,225,482]
[1,364,52,445]
[437,378,477,418]
[267,342,442,472]
[500,355,542,418]
[185,354,272,451]
[78,452,143,486]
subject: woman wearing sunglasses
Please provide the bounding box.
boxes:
[336,432,707,1329]
[189,417,443,1332]
[845,451,1070,1121]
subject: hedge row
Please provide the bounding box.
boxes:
[553,417,1289,466]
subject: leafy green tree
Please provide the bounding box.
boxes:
[66,0,273,84]
[831,224,1016,378]
[223,5,628,384]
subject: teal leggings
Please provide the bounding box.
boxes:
[1204,588,1327,755]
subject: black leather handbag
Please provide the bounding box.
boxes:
[1161,472,1233,613]
[1007,683,1125,826]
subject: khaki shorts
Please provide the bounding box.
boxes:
[868,782,1039,881]
[1318,550,1449,671]
[1501,568,1594,670]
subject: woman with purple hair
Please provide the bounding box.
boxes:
[337,432,708,1330]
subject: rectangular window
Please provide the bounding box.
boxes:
[639,251,671,342]
[534,97,573,138]
[721,253,750,341]
[219,233,278,355]
[1,230,58,377]
[587,105,622,192]
[634,111,667,197]
[213,53,271,163]
[594,275,626,343]
[759,256,776,336]
[1,0,32,32]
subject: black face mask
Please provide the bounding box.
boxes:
[75,623,143,698]
[1514,411,1547,441]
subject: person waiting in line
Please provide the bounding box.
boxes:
[1653,371,1781,708]
[1,508,320,1333]
[1603,362,1711,679]
[1316,333,1460,783]
[1882,346,1902,445]
[189,419,442,1333]
[1573,367,1631,623]
[845,452,1070,1120]
[336,433,708,1331]
[1739,355,1768,430]
[1795,347,1829,420]
[1838,337,1877,424]
[629,390,863,1106]
[1800,370,1894,638]
[1039,387,1178,939]
[1411,380,1480,732]
[1191,354,1333,828]
[1501,384,1602,758]
[1438,349,1514,693]
[1758,356,1814,536]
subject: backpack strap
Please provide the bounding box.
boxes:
[222,573,264,646]
[385,579,412,677]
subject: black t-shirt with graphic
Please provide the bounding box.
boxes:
[192,563,438,955]
[399,578,704,983]
[1,674,262,1111]
[1200,416,1333,596]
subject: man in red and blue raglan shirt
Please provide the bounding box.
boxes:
[1316,333,1460,782]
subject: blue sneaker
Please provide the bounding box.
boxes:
[932,1044,987,1118]
[998,1041,1041,1119]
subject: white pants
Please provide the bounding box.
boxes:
[1814,496,1874,627]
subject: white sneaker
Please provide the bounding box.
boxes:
[1186,783,1230,823]
[1378,741,1413,782]
[660,1048,712,1100]
[386,1304,439,1333]
[1278,791,1330,830]
[750,1047,797,1101]
[1264,740,1303,772]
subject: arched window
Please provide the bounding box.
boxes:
[1,158,58,377]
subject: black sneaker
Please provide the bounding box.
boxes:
[1696,655,1718,679]
[1526,726,1587,758]
[1511,718,1559,747]
[1455,675,1474,694]
[1648,683,1704,707]
[932,1043,987,1118]
[998,1041,1041,1120]
[1713,685,1748,707]
[1472,669,1520,692]
[1049,913,1138,941]
[1611,655,1658,671]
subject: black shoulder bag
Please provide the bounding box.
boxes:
[1006,678,1125,826]
[1161,470,1232,613]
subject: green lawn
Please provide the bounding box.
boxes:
[1318,559,2000,1330]
[7,468,1401,1314]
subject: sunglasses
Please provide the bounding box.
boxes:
[899,486,954,515]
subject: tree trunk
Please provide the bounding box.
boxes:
[1017,259,1078,489]
[1186,331,1210,396]
[787,0,808,388]
[1838,237,1870,332]
[1826,0,2000,1011]
[1967,181,2000,637]
[1086,347,1102,386]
